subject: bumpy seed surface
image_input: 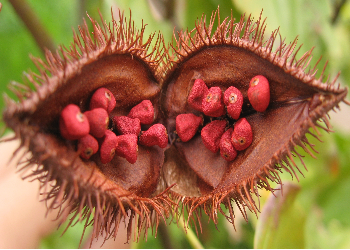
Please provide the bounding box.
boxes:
[231,118,253,151]
[202,87,225,117]
[248,75,270,112]
[89,88,116,114]
[99,130,118,164]
[176,113,203,142]
[59,104,90,140]
[84,108,109,138]
[113,116,141,135]
[78,134,99,159]
[224,86,243,120]
[128,100,154,125]
[139,124,168,148]
[219,128,237,161]
[201,120,227,153]
[115,134,138,164]
[187,78,209,112]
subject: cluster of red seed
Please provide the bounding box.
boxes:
[59,88,168,164]
[175,75,270,161]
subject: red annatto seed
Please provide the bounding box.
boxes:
[176,113,203,142]
[139,124,168,148]
[224,86,243,120]
[89,88,116,114]
[128,100,154,125]
[248,75,270,112]
[59,104,90,140]
[113,116,141,135]
[78,134,99,160]
[84,108,109,138]
[187,79,209,112]
[99,130,118,164]
[231,118,253,151]
[115,134,138,164]
[219,128,237,161]
[202,87,225,117]
[201,120,227,153]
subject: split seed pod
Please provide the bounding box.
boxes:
[1,8,349,245]
[2,12,169,243]
[161,9,348,226]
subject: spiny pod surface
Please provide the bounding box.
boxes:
[1,8,348,246]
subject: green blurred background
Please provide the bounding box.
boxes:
[0,0,350,248]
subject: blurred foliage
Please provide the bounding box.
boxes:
[0,0,350,248]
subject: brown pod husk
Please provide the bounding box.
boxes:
[1,7,349,245]
[161,9,348,227]
[2,11,172,244]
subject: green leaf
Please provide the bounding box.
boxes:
[254,182,306,248]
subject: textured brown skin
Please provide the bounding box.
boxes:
[1,8,349,245]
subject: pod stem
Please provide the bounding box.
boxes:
[178,217,204,249]
[8,0,56,53]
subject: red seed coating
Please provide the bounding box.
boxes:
[113,116,141,135]
[128,100,154,125]
[89,88,116,114]
[115,134,138,164]
[187,79,209,112]
[139,124,168,148]
[202,87,225,117]
[201,120,227,153]
[78,134,99,159]
[84,108,109,138]
[176,113,203,142]
[224,86,243,120]
[219,128,237,161]
[100,130,118,164]
[248,75,270,112]
[59,104,90,140]
[231,118,253,151]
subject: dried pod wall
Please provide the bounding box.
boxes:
[1,3,349,248]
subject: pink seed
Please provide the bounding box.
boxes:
[202,87,225,117]
[113,116,141,135]
[59,104,90,140]
[188,79,209,112]
[99,130,118,164]
[84,108,109,138]
[128,100,154,125]
[139,124,168,148]
[231,118,253,151]
[248,75,270,112]
[89,88,116,114]
[115,134,138,164]
[224,86,243,120]
[201,120,227,153]
[219,128,237,161]
[176,113,203,142]
[78,134,99,159]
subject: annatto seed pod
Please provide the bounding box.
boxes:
[2,11,167,244]
[160,7,348,234]
[1,7,349,246]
